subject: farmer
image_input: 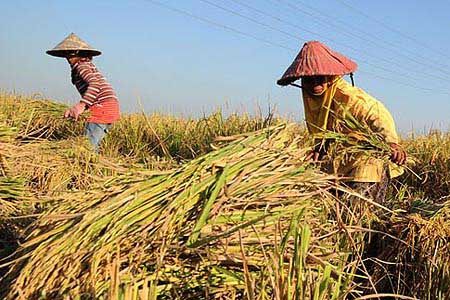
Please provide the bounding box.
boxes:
[46,33,120,152]
[277,41,407,204]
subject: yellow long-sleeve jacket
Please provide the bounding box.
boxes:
[302,78,403,182]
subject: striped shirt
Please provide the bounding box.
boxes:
[71,58,120,124]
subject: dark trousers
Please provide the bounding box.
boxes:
[347,164,391,205]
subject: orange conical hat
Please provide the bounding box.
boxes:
[46,33,102,58]
[277,41,357,86]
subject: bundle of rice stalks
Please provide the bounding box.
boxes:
[0,94,84,140]
[368,199,450,299]
[2,124,398,300]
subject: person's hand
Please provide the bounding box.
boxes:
[305,140,330,162]
[64,102,86,120]
[389,143,407,165]
[305,150,322,162]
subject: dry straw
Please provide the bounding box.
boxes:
[1,124,401,299]
[0,94,449,299]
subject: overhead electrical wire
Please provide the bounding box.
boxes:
[278,0,450,75]
[335,0,450,61]
[141,0,450,95]
[203,0,450,84]
[226,0,440,84]
[270,0,450,80]
[141,0,294,52]
[358,70,435,92]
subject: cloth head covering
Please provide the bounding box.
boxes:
[302,77,341,134]
[46,33,102,58]
[277,41,357,86]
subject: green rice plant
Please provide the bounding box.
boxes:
[2,93,450,299]
[2,123,394,300]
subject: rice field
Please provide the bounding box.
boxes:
[0,93,449,300]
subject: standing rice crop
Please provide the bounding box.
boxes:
[102,110,279,162]
[398,130,450,200]
[0,94,279,163]
[366,200,450,300]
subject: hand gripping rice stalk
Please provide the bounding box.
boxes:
[0,94,84,140]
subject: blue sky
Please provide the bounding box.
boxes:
[1,0,449,134]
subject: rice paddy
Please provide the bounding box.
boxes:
[0,93,449,300]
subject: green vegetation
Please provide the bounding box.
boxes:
[0,93,449,300]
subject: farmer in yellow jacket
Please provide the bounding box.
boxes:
[277,41,407,204]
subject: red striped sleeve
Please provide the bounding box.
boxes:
[75,63,101,106]
[71,58,120,123]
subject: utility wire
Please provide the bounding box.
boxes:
[335,0,450,61]
[198,0,307,44]
[205,0,449,85]
[282,0,450,72]
[227,0,430,83]
[271,0,450,80]
[227,0,341,45]
[358,70,438,93]
[141,0,295,52]
[141,0,450,95]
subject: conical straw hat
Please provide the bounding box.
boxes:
[277,41,357,86]
[46,33,102,58]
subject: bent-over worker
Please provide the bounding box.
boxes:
[277,41,407,204]
[47,33,120,152]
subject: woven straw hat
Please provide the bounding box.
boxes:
[46,33,102,58]
[277,41,357,86]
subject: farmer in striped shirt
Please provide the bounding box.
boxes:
[47,33,120,152]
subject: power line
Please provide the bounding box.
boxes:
[271,0,450,81]
[227,0,338,44]
[198,0,306,44]
[335,0,450,61]
[141,0,450,95]
[141,0,295,52]
[287,0,450,72]
[206,0,450,85]
[226,0,431,83]
[358,70,450,94]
